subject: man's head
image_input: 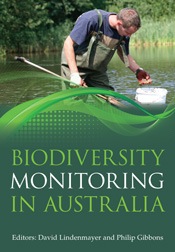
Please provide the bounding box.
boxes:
[116,8,141,37]
[117,8,141,29]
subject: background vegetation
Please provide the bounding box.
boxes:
[0,0,174,55]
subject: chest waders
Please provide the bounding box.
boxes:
[61,9,129,90]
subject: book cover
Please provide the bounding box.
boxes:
[0,1,174,251]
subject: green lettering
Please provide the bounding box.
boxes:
[119,149,127,166]
[12,196,16,212]
[103,149,117,166]
[116,196,129,212]
[58,196,72,212]
[50,149,65,166]
[136,149,150,166]
[74,196,83,212]
[100,196,114,212]
[31,149,47,166]
[12,149,23,166]
[92,150,101,166]
[20,196,35,212]
[67,149,72,166]
[84,196,97,212]
[44,196,58,212]
[151,149,165,166]
[151,196,165,212]
[130,149,134,166]
[144,196,148,212]
[132,196,141,212]
[75,149,89,166]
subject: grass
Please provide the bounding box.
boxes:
[130,19,175,47]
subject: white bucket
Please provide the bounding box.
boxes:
[135,87,168,104]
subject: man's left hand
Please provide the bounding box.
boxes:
[136,68,152,85]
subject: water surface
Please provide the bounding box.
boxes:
[0,46,174,111]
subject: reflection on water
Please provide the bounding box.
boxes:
[108,46,175,102]
[0,46,174,109]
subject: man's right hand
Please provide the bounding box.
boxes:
[70,73,87,87]
[135,68,152,85]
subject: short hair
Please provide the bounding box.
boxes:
[117,8,141,29]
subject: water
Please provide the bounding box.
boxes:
[0,46,174,112]
[108,46,175,102]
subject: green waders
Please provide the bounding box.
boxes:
[61,9,129,91]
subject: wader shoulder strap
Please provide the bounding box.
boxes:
[95,9,103,33]
[114,36,130,67]
[120,41,130,67]
[114,35,124,50]
[86,9,103,56]
[95,9,123,49]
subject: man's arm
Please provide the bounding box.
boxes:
[64,35,78,74]
[117,50,140,72]
[117,51,152,85]
[127,54,140,73]
[63,35,85,86]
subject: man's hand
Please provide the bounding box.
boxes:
[135,68,152,85]
[70,73,87,87]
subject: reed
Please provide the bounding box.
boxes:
[130,19,175,47]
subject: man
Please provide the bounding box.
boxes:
[61,8,152,91]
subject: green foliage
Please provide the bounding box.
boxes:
[130,19,175,46]
[0,0,53,52]
[45,0,94,24]
[107,0,175,21]
[0,0,174,53]
[0,0,95,52]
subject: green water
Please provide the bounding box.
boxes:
[0,46,174,111]
[109,46,175,102]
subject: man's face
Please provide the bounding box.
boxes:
[117,22,138,37]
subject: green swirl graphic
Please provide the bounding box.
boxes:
[0,87,174,138]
